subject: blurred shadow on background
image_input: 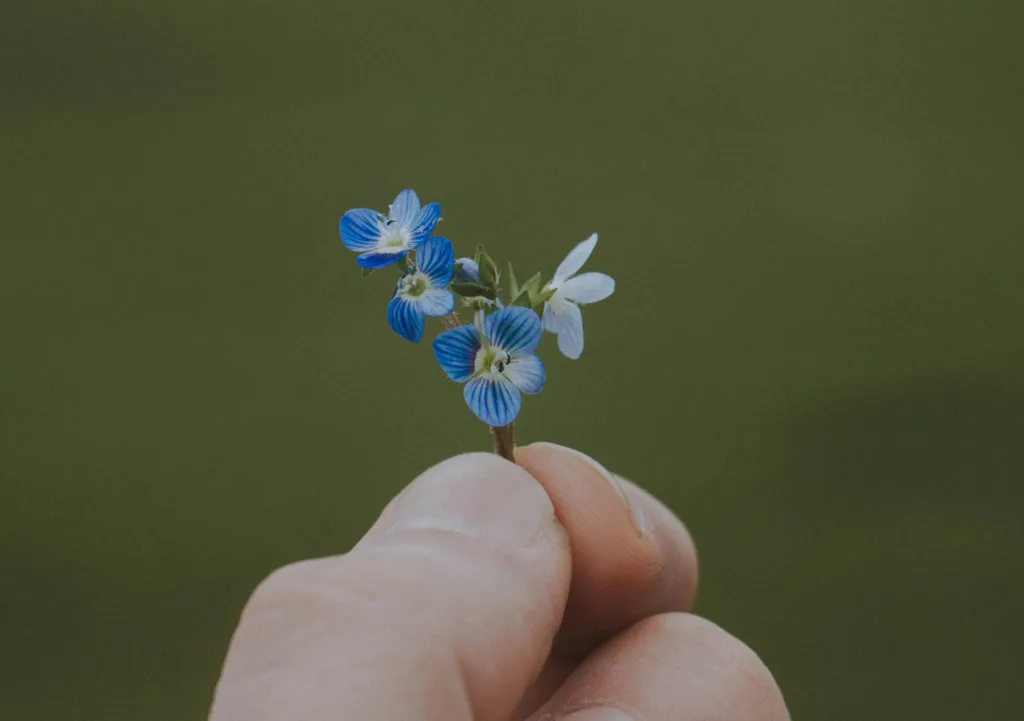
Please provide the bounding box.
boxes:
[795,375,1023,509]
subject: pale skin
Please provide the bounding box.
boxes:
[210,443,790,720]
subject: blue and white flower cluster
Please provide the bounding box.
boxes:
[340,189,614,427]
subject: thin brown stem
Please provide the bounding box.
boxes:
[442,312,462,328]
[490,423,516,461]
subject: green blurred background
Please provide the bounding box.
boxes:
[3,0,1022,718]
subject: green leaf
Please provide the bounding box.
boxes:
[474,244,499,290]
[511,288,532,307]
[507,263,519,299]
[451,282,498,300]
[520,272,543,296]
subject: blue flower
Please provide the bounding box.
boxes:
[433,307,546,426]
[454,257,480,283]
[340,189,441,269]
[387,237,456,343]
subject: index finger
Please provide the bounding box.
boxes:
[516,443,699,655]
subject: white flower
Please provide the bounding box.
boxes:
[542,233,615,359]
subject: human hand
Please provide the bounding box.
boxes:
[209,443,789,720]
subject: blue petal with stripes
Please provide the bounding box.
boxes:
[434,325,482,382]
[389,189,420,227]
[464,376,522,427]
[340,209,382,252]
[484,307,542,354]
[418,288,455,317]
[504,353,545,394]
[408,203,441,243]
[454,257,480,283]
[358,250,406,269]
[416,237,455,286]
[387,295,425,343]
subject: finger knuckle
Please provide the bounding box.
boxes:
[243,557,340,619]
[641,613,789,719]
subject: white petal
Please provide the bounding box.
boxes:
[553,233,598,284]
[542,297,584,359]
[558,272,615,304]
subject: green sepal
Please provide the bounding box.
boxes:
[403,249,417,272]
[474,245,499,290]
[520,272,543,297]
[451,282,498,300]
[511,288,532,307]
[452,261,464,280]
[361,267,376,278]
[507,263,519,299]
[531,287,557,307]
[467,297,497,312]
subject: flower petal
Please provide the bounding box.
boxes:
[387,295,425,343]
[434,325,482,382]
[553,233,598,284]
[558,272,615,304]
[464,375,522,426]
[340,208,382,252]
[357,249,407,269]
[408,202,441,242]
[416,237,455,286]
[417,288,455,317]
[484,306,542,354]
[542,297,585,359]
[388,189,420,228]
[504,353,545,395]
[455,257,480,283]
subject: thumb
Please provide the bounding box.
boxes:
[210,453,571,721]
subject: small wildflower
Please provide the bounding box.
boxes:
[433,307,546,426]
[387,237,456,343]
[542,233,615,359]
[454,257,480,283]
[340,189,441,269]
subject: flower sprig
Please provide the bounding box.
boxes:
[339,189,615,459]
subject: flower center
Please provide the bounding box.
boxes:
[475,346,511,376]
[380,229,408,250]
[399,272,429,298]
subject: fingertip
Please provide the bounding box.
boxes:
[515,442,699,654]
[618,478,699,611]
[516,443,640,535]
[363,451,561,548]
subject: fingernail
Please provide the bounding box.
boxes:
[371,454,556,547]
[561,708,636,721]
[528,442,647,535]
